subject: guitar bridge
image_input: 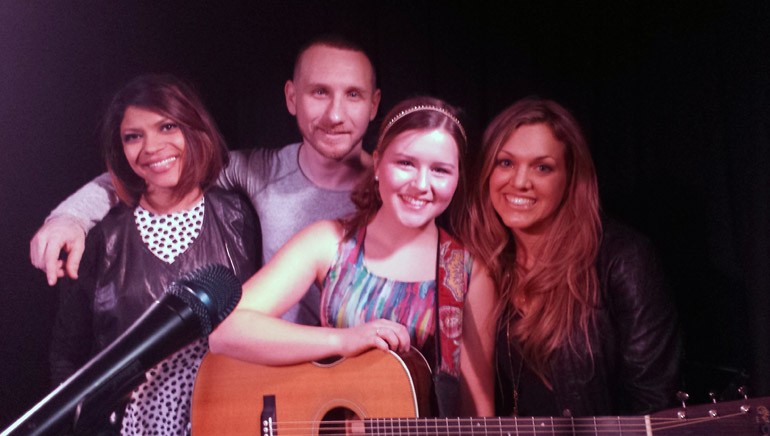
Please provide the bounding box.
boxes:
[261,395,276,436]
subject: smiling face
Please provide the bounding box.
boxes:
[120,106,186,197]
[374,128,460,229]
[285,44,381,161]
[489,123,568,239]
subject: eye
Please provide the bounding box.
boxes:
[495,158,513,168]
[348,90,361,99]
[397,159,414,168]
[313,88,328,97]
[123,133,141,143]
[535,164,553,173]
[432,166,452,175]
[160,122,178,132]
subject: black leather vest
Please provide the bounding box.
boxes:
[50,187,259,385]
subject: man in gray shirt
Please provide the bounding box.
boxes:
[29,35,382,326]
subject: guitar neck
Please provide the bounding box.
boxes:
[363,415,651,435]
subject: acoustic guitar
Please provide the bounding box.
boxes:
[191,349,770,435]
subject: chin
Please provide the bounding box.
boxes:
[397,216,435,229]
[314,140,355,157]
[502,219,534,232]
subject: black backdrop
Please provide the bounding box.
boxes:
[1,1,768,426]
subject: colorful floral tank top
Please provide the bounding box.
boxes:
[320,227,436,349]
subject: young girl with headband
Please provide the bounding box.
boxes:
[210,96,495,417]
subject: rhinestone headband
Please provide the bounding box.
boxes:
[380,104,467,146]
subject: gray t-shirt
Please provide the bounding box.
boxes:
[218,143,357,324]
[49,142,358,326]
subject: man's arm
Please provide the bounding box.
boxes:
[30,173,117,285]
[31,149,262,286]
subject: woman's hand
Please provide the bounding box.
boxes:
[333,320,411,356]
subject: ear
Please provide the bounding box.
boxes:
[284,80,297,116]
[369,88,382,121]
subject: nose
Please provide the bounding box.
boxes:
[511,167,532,190]
[413,167,430,191]
[142,132,163,154]
[323,95,344,124]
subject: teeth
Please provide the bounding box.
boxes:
[505,195,534,206]
[148,157,176,168]
[401,195,427,207]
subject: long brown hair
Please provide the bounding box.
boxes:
[101,74,228,206]
[457,97,601,377]
[343,96,467,237]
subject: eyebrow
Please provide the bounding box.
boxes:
[304,81,370,94]
[121,117,174,131]
[497,149,558,161]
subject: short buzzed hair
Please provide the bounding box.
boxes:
[292,34,377,88]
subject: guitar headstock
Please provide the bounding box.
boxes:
[650,395,770,435]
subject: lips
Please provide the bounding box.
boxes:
[317,126,349,136]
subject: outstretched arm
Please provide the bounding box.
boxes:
[209,220,411,365]
[30,149,261,286]
[30,173,117,285]
[459,260,497,416]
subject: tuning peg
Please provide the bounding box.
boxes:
[676,391,689,419]
[737,386,752,413]
[738,386,749,400]
[705,391,719,417]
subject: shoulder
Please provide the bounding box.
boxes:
[204,187,257,224]
[597,216,669,303]
[83,203,134,267]
[96,203,134,234]
[226,144,300,178]
[233,143,299,163]
[598,217,658,268]
[278,220,344,266]
[297,219,345,242]
[205,186,248,206]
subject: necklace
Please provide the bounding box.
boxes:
[506,321,524,416]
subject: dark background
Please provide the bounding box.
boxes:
[1,0,768,427]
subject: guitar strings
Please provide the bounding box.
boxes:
[259,414,715,435]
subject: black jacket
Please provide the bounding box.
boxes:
[50,187,259,386]
[496,219,682,417]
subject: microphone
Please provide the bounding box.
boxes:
[2,263,242,436]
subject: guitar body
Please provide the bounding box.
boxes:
[191,348,433,435]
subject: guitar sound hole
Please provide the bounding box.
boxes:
[319,407,361,435]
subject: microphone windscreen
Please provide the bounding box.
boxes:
[166,264,242,335]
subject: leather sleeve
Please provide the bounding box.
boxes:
[49,229,102,387]
[226,191,261,281]
[601,221,682,414]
